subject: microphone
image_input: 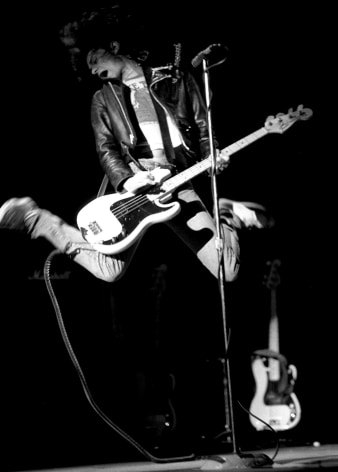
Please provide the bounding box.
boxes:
[191,43,224,68]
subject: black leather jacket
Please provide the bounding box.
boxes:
[90,66,217,192]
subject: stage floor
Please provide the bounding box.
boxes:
[20,443,338,472]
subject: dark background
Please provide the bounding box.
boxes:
[2,1,335,471]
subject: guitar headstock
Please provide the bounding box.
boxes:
[263,259,281,290]
[264,104,313,134]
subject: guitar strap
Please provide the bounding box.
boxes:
[97,174,109,198]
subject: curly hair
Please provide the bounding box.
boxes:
[58,3,150,82]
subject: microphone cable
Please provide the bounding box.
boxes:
[43,249,196,464]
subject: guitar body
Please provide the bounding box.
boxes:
[249,357,301,431]
[77,190,181,255]
[249,259,301,431]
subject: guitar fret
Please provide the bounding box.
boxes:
[162,160,210,193]
[227,129,267,153]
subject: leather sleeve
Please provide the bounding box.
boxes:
[181,70,219,159]
[90,90,134,192]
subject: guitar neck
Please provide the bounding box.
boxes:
[269,289,279,351]
[268,288,280,380]
[160,127,268,197]
[157,104,314,199]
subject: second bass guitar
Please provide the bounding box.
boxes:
[249,259,301,431]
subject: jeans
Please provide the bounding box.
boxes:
[31,188,240,283]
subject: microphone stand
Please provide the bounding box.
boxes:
[201,56,237,453]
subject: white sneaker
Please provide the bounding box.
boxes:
[218,198,275,229]
[0,197,38,230]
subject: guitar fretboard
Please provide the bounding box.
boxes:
[269,289,279,353]
[268,277,280,381]
[160,127,268,197]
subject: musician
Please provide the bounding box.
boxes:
[0,6,274,284]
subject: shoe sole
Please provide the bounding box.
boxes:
[219,198,267,212]
[0,197,35,223]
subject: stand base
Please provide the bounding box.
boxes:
[201,452,272,469]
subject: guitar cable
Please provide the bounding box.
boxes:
[43,249,196,464]
[236,399,279,462]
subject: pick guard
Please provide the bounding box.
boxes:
[249,357,301,431]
